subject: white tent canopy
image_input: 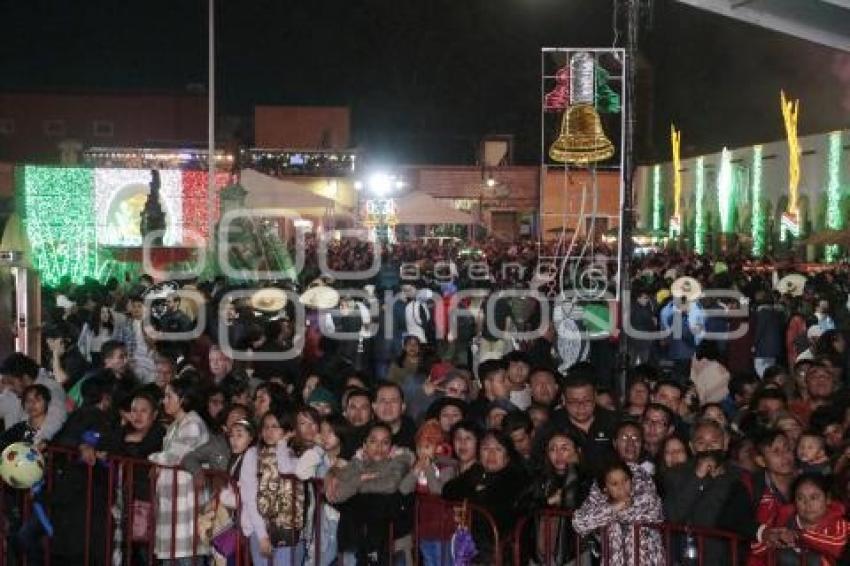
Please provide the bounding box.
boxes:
[393,192,479,225]
[240,169,339,215]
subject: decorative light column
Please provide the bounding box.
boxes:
[717,148,735,234]
[780,91,801,241]
[670,125,682,237]
[751,145,766,256]
[652,164,662,234]
[826,131,843,261]
[694,157,706,254]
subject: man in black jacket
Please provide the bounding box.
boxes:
[663,419,758,565]
[545,364,616,477]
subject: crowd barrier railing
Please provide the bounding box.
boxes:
[511,508,743,566]
[0,446,757,566]
[412,492,504,566]
[763,540,841,566]
[0,444,246,566]
[635,521,741,566]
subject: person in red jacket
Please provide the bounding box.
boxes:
[749,472,850,566]
[752,429,798,529]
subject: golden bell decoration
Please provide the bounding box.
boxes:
[549,103,615,165]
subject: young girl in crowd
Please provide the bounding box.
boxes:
[240,409,304,566]
[77,303,116,366]
[0,385,51,449]
[656,435,690,478]
[449,420,482,475]
[750,473,850,565]
[519,430,588,565]
[290,405,320,457]
[117,391,166,566]
[573,460,664,566]
[400,419,458,566]
[295,414,350,566]
[328,422,412,565]
[203,417,255,566]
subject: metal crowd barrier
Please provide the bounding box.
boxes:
[412,493,504,566]
[512,509,744,566]
[0,445,245,566]
[0,447,762,566]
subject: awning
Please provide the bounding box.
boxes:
[240,169,338,215]
[675,0,850,52]
[393,192,480,225]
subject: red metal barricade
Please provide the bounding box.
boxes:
[635,522,741,566]
[512,508,589,566]
[412,493,504,566]
[0,445,246,566]
[512,508,743,566]
[1,449,762,566]
[763,539,841,566]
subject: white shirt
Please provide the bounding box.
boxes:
[131,320,156,383]
[405,300,429,343]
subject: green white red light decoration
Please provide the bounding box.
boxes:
[19,166,230,285]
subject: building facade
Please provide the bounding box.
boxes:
[0,91,209,163]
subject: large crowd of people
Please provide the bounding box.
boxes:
[2,238,850,565]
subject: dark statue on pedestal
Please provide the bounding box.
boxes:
[140,169,167,245]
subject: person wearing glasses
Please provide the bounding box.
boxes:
[545,363,617,477]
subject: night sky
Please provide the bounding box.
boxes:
[2,0,848,165]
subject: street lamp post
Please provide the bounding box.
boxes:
[617,0,640,389]
[207,0,216,252]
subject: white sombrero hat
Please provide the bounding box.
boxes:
[775,274,807,297]
[250,288,287,313]
[300,285,340,309]
[670,276,702,303]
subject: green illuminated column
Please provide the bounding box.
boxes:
[826,131,843,262]
[717,148,736,234]
[652,164,662,233]
[694,157,706,254]
[752,145,766,256]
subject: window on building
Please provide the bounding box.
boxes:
[0,118,14,135]
[93,120,114,138]
[43,119,66,137]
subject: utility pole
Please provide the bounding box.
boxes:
[617,0,640,392]
[207,0,216,252]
